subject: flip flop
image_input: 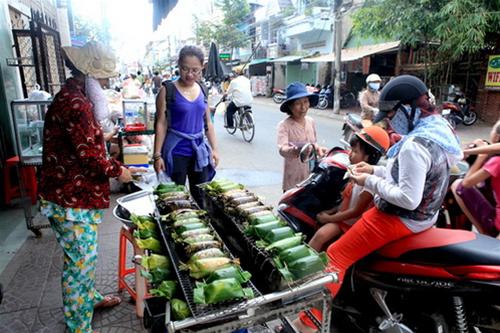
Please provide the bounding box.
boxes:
[94,295,122,310]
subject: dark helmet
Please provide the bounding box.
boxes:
[374,75,428,130]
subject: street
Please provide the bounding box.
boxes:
[212,97,344,207]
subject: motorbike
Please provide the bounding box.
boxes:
[317,85,332,110]
[272,88,286,104]
[441,89,478,129]
[278,145,500,332]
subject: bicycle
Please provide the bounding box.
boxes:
[226,105,255,142]
[218,98,255,142]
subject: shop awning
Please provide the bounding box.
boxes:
[249,58,273,66]
[301,41,400,63]
[270,55,303,63]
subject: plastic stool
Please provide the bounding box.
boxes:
[118,225,149,317]
[4,156,37,205]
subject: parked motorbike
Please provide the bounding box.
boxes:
[317,85,358,110]
[278,145,500,333]
[272,88,286,104]
[317,85,332,110]
[442,88,478,129]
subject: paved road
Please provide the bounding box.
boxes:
[212,98,344,207]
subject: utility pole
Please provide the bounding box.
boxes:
[333,0,343,114]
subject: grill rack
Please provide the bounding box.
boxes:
[198,187,323,293]
[153,200,261,319]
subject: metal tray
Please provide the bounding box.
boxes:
[153,202,261,319]
[114,190,156,227]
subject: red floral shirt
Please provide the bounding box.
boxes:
[39,78,122,209]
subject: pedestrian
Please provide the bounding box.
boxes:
[152,71,162,94]
[359,73,382,121]
[295,75,462,333]
[39,41,132,333]
[277,82,325,192]
[153,45,219,204]
[452,120,500,237]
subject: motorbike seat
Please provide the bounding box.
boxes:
[347,113,363,128]
[377,228,500,266]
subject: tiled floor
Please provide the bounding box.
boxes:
[0,196,146,333]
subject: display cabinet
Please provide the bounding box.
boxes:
[11,100,52,166]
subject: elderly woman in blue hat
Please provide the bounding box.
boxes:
[277,82,326,192]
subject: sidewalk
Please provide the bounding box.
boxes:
[253,96,493,144]
[0,196,145,333]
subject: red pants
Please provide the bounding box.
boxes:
[300,207,414,329]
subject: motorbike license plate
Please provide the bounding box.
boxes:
[442,109,451,115]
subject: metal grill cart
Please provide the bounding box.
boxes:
[154,208,336,333]
[9,100,52,236]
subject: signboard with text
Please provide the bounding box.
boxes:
[486,55,500,88]
[219,53,231,61]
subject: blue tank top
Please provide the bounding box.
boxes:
[169,87,206,156]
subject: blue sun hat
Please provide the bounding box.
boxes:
[280,82,319,113]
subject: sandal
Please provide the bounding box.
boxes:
[94,295,122,310]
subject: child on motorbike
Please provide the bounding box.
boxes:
[294,75,462,333]
[277,82,326,192]
[452,120,500,237]
[309,126,390,251]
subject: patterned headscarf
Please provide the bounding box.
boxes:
[387,112,463,165]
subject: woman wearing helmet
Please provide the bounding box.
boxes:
[359,73,382,121]
[308,126,390,252]
[295,75,462,333]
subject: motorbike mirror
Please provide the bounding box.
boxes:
[299,143,317,163]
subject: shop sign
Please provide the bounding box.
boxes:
[485,55,500,88]
[219,53,231,61]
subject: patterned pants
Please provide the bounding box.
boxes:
[49,217,104,333]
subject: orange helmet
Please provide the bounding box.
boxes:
[355,126,390,154]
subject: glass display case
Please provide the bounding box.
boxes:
[122,99,156,131]
[10,100,52,166]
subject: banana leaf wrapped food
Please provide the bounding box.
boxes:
[158,191,190,201]
[229,195,259,206]
[190,248,226,260]
[171,298,191,320]
[236,201,263,211]
[265,234,303,253]
[172,217,205,228]
[245,220,286,238]
[131,214,157,231]
[150,280,178,299]
[136,237,163,253]
[179,228,212,239]
[249,214,279,225]
[205,179,244,194]
[277,245,313,264]
[222,189,249,199]
[181,234,215,244]
[154,183,186,195]
[185,240,222,256]
[249,210,275,220]
[141,267,171,285]
[174,222,207,234]
[262,226,295,243]
[193,278,254,305]
[157,199,193,214]
[133,228,158,239]
[182,257,234,279]
[206,265,252,283]
[278,253,328,281]
[161,209,206,223]
[141,253,170,271]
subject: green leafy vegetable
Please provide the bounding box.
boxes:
[171,298,190,320]
[136,237,162,253]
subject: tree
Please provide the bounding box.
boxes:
[352,0,500,84]
[194,0,251,57]
[73,15,109,45]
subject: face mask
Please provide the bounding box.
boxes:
[85,76,109,122]
[389,105,421,135]
[368,82,380,91]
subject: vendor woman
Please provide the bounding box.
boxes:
[39,41,132,333]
